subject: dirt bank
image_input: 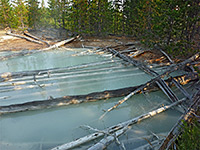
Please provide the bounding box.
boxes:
[0,29,137,51]
[0,29,198,65]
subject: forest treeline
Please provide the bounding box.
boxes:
[0,0,199,54]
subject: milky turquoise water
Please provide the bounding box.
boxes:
[0,48,191,150]
[0,48,153,106]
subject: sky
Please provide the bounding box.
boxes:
[38,0,48,7]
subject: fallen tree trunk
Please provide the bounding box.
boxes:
[51,98,187,150]
[107,48,180,104]
[128,50,152,58]
[159,49,174,64]
[0,35,80,61]
[0,60,118,82]
[159,89,200,150]
[0,50,35,61]
[6,31,43,45]
[87,125,129,150]
[0,74,197,115]
[41,35,80,51]
[24,31,50,46]
[99,52,199,118]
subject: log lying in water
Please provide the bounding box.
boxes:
[0,74,198,115]
[159,89,200,150]
[0,60,118,82]
[88,99,188,150]
[51,98,188,150]
[106,48,179,102]
[99,51,199,118]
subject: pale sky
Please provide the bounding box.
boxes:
[38,0,48,7]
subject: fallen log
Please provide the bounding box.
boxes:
[0,50,37,61]
[159,89,200,150]
[0,59,119,82]
[24,31,50,46]
[87,125,129,150]
[0,35,80,61]
[107,48,180,104]
[128,50,152,58]
[159,49,174,64]
[0,73,196,114]
[99,52,199,119]
[41,35,80,51]
[51,98,187,150]
[0,74,197,115]
[6,31,43,45]
[0,67,138,91]
[171,77,191,99]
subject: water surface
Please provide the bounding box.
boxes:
[0,48,191,150]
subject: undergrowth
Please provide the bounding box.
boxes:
[171,118,200,150]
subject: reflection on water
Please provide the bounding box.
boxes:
[0,48,192,150]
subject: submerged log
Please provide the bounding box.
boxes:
[0,74,198,115]
[0,50,37,61]
[51,98,187,150]
[6,31,43,45]
[0,60,118,82]
[0,53,198,115]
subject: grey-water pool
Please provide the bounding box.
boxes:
[0,48,193,150]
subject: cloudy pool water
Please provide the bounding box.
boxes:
[0,48,153,105]
[0,48,192,150]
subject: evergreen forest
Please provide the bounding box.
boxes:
[0,0,199,55]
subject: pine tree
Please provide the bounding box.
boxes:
[39,0,49,27]
[112,0,123,34]
[86,0,112,35]
[48,0,59,28]
[70,0,88,33]
[27,0,40,28]
[13,0,28,29]
[0,0,13,28]
[58,0,68,28]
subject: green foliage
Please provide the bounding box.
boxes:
[173,120,200,150]
[38,6,50,28]
[0,0,199,55]
[133,0,200,55]
[194,66,200,76]
[48,0,58,28]
[13,0,28,29]
[0,0,15,28]
[27,0,40,28]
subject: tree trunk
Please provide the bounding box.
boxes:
[0,74,197,115]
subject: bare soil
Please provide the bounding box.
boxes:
[0,30,136,51]
[0,29,195,65]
